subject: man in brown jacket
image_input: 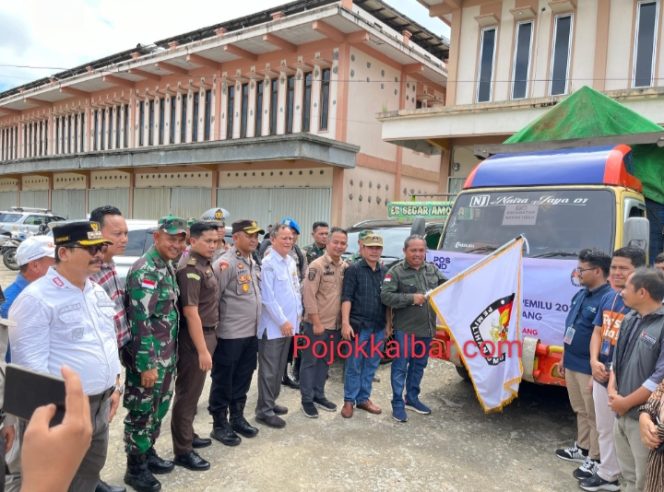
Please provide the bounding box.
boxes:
[299,227,348,418]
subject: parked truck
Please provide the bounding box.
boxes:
[427,144,649,386]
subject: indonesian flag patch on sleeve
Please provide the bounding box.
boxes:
[384,273,392,282]
[142,279,157,290]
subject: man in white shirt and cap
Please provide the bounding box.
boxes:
[9,221,122,492]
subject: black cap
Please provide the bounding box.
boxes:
[231,219,265,235]
[53,221,113,246]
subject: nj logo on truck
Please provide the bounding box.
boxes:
[469,195,490,207]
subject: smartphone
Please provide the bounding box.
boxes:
[3,364,66,425]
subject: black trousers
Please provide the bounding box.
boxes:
[208,336,258,417]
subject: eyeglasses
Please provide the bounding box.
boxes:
[575,267,597,274]
[70,244,108,256]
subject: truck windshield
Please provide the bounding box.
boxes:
[439,189,615,258]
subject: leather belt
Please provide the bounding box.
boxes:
[203,326,217,332]
[89,386,115,403]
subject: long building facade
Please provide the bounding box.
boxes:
[381,0,664,194]
[0,0,447,227]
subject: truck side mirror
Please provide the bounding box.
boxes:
[623,217,649,251]
[411,217,426,236]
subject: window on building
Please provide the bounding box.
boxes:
[138,103,144,147]
[92,112,97,151]
[634,1,659,87]
[255,80,264,137]
[159,98,165,145]
[117,106,122,148]
[512,21,533,99]
[192,93,199,142]
[302,72,312,132]
[148,100,155,146]
[79,113,84,152]
[169,97,176,144]
[227,85,235,139]
[270,78,279,135]
[285,75,295,134]
[477,27,497,102]
[66,115,72,154]
[122,106,128,149]
[72,117,77,154]
[108,109,114,150]
[550,14,573,96]
[22,125,26,157]
[204,89,212,141]
[320,68,330,131]
[101,109,106,150]
[240,83,249,138]
[180,94,187,143]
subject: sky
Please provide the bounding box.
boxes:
[0,0,449,92]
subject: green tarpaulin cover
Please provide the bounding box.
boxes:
[504,86,664,203]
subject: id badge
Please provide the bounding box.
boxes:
[600,339,611,357]
[563,326,576,345]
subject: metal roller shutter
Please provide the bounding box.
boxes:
[133,188,170,220]
[19,191,48,209]
[88,189,130,217]
[0,191,17,210]
[217,187,331,231]
[170,188,211,219]
[51,190,86,219]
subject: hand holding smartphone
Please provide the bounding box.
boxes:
[3,364,66,425]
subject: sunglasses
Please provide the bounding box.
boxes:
[70,244,109,256]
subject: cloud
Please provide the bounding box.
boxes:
[0,0,448,89]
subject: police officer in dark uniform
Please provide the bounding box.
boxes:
[171,222,220,471]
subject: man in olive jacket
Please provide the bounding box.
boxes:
[381,234,445,423]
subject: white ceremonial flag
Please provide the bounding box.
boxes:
[429,237,524,412]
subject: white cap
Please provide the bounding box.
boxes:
[16,235,56,267]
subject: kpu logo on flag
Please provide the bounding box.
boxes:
[429,236,524,412]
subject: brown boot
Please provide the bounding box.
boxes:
[341,402,354,418]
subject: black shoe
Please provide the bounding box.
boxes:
[174,451,210,471]
[124,455,161,492]
[96,480,126,492]
[273,404,288,415]
[313,397,337,412]
[579,471,621,491]
[281,376,300,389]
[146,448,174,474]
[231,415,259,438]
[256,414,286,428]
[301,402,319,418]
[210,423,241,446]
[192,433,212,449]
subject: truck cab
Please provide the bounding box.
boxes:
[430,145,649,385]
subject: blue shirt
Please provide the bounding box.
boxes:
[0,273,29,320]
[563,282,612,374]
[258,251,302,340]
[592,290,630,366]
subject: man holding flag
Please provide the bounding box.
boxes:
[428,236,525,413]
[381,234,446,423]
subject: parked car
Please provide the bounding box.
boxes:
[0,207,65,237]
[344,219,444,268]
[115,221,233,280]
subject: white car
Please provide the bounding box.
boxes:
[0,207,65,237]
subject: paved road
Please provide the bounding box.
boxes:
[0,264,581,491]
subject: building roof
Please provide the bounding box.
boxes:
[0,0,448,101]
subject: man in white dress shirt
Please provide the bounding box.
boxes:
[9,221,122,492]
[255,224,302,429]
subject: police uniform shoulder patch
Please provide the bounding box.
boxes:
[218,260,229,270]
[308,269,317,281]
[186,272,201,281]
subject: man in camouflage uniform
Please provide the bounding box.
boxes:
[123,215,187,492]
[303,221,329,265]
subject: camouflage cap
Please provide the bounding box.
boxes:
[360,233,383,247]
[358,229,375,241]
[186,217,197,228]
[158,215,187,235]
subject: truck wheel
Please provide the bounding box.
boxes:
[455,364,470,381]
[3,248,18,271]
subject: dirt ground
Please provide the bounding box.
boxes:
[0,265,583,492]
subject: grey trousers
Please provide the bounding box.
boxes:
[255,336,291,418]
[69,395,111,492]
[299,323,338,404]
[614,414,650,492]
